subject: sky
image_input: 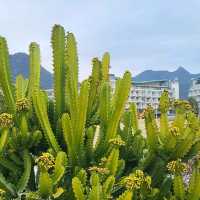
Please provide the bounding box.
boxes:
[0,0,200,79]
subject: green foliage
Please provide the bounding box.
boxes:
[0,24,200,200]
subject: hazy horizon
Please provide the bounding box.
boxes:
[1,0,200,79]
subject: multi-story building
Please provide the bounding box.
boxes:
[188,77,200,113]
[110,74,179,112]
[45,75,180,113]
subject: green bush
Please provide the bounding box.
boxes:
[0,24,200,199]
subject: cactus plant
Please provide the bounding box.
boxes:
[0,24,200,199]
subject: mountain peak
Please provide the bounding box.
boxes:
[134,66,200,99]
[175,66,189,74]
[9,52,52,89]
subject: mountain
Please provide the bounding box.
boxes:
[9,53,199,99]
[10,53,52,89]
[134,67,200,99]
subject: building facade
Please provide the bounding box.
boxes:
[110,74,179,112]
[188,77,200,113]
[45,75,180,112]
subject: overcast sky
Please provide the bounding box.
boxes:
[0,0,200,79]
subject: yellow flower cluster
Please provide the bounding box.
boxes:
[167,159,188,174]
[124,170,151,190]
[174,100,192,110]
[36,152,55,171]
[109,136,125,147]
[169,126,180,136]
[16,98,31,112]
[88,166,110,175]
[0,113,13,128]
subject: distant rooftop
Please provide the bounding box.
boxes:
[191,77,200,81]
[110,74,177,86]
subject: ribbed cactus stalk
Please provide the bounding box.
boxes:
[159,90,170,139]
[87,58,102,116]
[65,32,79,123]
[62,80,89,167]
[105,71,131,143]
[51,25,65,120]
[0,113,13,153]
[144,106,158,149]
[28,42,41,98]
[102,52,110,82]
[33,91,60,153]
[15,75,28,100]
[0,37,15,113]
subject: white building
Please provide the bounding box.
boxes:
[45,75,180,112]
[45,89,54,99]
[188,77,200,113]
[110,74,179,112]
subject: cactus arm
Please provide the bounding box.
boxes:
[65,32,79,123]
[99,82,111,125]
[75,80,89,153]
[101,52,110,82]
[106,148,119,176]
[0,36,15,113]
[0,128,9,153]
[17,149,32,193]
[51,151,67,185]
[188,168,200,200]
[111,78,121,110]
[87,58,101,115]
[85,127,95,161]
[130,103,138,130]
[38,170,53,199]
[116,159,125,177]
[116,190,133,200]
[76,169,87,187]
[51,166,65,186]
[15,75,28,100]
[51,25,65,120]
[28,42,41,98]
[105,71,131,142]
[88,174,101,200]
[144,106,159,149]
[159,91,170,139]
[33,91,60,153]
[173,129,195,159]
[173,175,185,200]
[62,113,77,165]
[72,177,85,200]
[88,185,101,200]
[102,175,115,196]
